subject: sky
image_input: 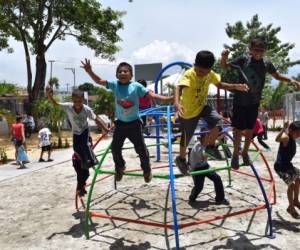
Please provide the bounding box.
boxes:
[1,0,300,90]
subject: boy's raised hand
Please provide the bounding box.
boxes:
[221,49,230,59]
[81,58,92,73]
[283,121,289,130]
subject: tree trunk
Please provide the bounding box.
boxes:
[29,52,47,106]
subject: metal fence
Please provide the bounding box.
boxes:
[284,91,300,122]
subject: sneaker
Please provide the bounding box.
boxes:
[175,156,188,175]
[215,198,230,205]
[205,145,223,160]
[231,155,239,170]
[144,171,152,183]
[47,159,54,162]
[242,152,252,166]
[39,158,45,162]
[115,166,125,182]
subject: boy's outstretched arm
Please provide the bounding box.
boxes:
[271,72,300,90]
[218,82,249,92]
[45,86,59,107]
[147,91,174,102]
[221,49,231,69]
[95,116,109,133]
[81,58,107,87]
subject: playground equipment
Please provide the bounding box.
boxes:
[75,62,276,250]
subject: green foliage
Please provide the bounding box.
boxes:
[91,87,115,119]
[0,148,8,163]
[223,14,300,73]
[32,97,66,132]
[78,82,99,95]
[48,77,59,89]
[0,82,19,96]
[64,138,70,148]
[0,0,123,103]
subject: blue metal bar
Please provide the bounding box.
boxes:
[249,163,274,238]
[167,105,180,250]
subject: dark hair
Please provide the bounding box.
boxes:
[250,37,267,49]
[137,79,147,87]
[116,62,133,77]
[16,115,23,122]
[72,89,84,98]
[289,121,300,131]
[194,50,215,69]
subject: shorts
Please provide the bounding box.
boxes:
[275,164,300,186]
[232,104,259,130]
[42,144,52,152]
[179,105,221,147]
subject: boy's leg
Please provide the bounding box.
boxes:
[232,128,242,169]
[127,120,151,182]
[111,123,127,181]
[287,183,298,217]
[241,128,253,165]
[189,174,205,202]
[206,172,225,202]
[177,115,200,174]
[257,133,270,150]
[73,158,89,196]
[294,179,300,207]
[39,150,44,161]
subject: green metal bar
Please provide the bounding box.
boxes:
[221,143,232,187]
[84,143,112,239]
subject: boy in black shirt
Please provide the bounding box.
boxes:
[221,37,300,169]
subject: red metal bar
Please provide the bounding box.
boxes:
[180,204,266,229]
[90,211,173,229]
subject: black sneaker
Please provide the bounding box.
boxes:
[205,146,223,160]
[39,158,45,162]
[115,166,126,182]
[242,152,252,166]
[215,198,230,205]
[144,171,152,183]
[47,159,54,162]
[175,156,188,175]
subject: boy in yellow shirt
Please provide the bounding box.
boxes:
[174,50,249,174]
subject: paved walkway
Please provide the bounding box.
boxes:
[0,137,113,183]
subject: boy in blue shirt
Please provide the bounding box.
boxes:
[81,59,173,183]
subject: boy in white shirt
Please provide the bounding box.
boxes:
[38,127,53,162]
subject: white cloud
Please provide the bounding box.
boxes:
[132,40,195,65]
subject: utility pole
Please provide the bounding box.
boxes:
[64,67,76,89]
[48,60,56,82]
[66,83,70,93]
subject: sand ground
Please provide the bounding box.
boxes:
[0,130,300,250]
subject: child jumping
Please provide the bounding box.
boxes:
[274,121,300,218]
[221,37,300,169]
[81,59,173,183]
[189,133,229,205]
[174,50,249,175]
[46,88,108,196]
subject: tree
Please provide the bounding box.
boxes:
[0,81,19,96]
[33,97,67,147]
[78,82,99,95]
[218,14,300,109]
[0,1,123,108]
[48,77,59,89]
[91,87,115,119]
